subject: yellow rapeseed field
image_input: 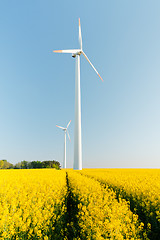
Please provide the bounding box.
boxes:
[67,170,145,240]
[0,169,67,239]
[0,168,159,239]
[80,168,160,239]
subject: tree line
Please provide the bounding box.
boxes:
[0,160,61,170]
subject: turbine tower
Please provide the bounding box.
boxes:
[54,19,103,170]
[56,120,71,169]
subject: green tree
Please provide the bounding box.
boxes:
[14,162,22,169]
[21,160,29,169]
[0,160,13,169]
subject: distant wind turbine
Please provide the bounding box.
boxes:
[56,120,71,169]
[54,19,103,170]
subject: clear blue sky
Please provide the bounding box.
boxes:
[0,0,160,168]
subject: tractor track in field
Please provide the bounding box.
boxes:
[52,172,83,239]
[64,172,82,240]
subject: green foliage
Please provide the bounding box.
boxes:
[0,160,61,170]
[42,161,61,169]
[0,160,4,169]
[0,160,13,169]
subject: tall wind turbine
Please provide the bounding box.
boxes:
[54,19,103,170]
[56,120,71,169]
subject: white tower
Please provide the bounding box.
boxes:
[74,55,82,170]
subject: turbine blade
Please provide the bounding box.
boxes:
[56,125,65,130]
[79,18,82,50]
[82,51,103,82]
[67,130,71,142]
[67,120,71,129]
[53,49,80,54]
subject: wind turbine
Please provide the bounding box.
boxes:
[56,120,71,169]
[54,19,103,170]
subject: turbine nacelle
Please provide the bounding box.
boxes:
[56,120,71,169]
[72,50,82,58]
[56,120,71,141]
[53,19,103,82]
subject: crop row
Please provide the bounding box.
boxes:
[80,169,160,239]
[67,170,146,239]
